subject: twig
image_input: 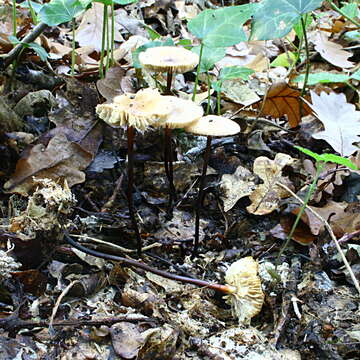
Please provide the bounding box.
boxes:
[276,182,360,296]
[0,22,47,69]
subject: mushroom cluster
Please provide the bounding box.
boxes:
[96,87,203,255]
[96,45,242,256]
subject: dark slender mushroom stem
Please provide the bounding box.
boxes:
[164,125,177,217]
[192,135,212,257]
[163,69,176,218]
[127,125,142,257]
[64,232,232,294]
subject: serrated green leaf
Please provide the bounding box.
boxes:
[39,0,85,26]
[295,146,323,162]
[271,51,297,68]
[294,72,351,85]
[132,39,174,68]
[219,66,254,81]
[251,0,322,40]
[188,4,256,47]
[29,42,48,61]
[192,45,226,72]
[295,146,358,170]
[320,153,358,170]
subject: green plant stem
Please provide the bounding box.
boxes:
[300,15,310,98]
[327,0,360,27]
[12,0,16,36]
[105,6,110,73]
[110,1,115,66]
[192,42,204,101]
[206,71,211,115]
[99,4,108,79]
[71,18,76,76]
[216,84,222,115]
[28,0,37,25]
[276,162,325,266]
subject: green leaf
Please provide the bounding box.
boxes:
[79,0,92,7]
[20,1,43,13]
[320,154,358,170]
[340,2,359,18]
[28,42,48,61]
[188,4,256,47]
[294,72,351,85]
[8,36,23,46]
[295,146,323,162]
[211,80,222,92]
[219,66,254,81]
[132,39,174,68]
[295,146,358,170]
[351,69,360,81]
[251,0,323,40]
[143,24,161,40]
[271,51,297,68]
[192,45,226,72]
[39,0,85,26]
[293,14,312,39]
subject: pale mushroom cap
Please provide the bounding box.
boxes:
[96,88,172,131]
[184,115,240,137]
[160,96,203,129]
[139,46,199,73]
[224,256,265,324]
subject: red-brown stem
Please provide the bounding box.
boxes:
[165,68,173,95]
[64,233,231,294]
[193,135,212,257]
[127,126,142,257]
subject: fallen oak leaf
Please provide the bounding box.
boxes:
[306,91,360,156]
[247,153,294,215]
[253,82,312,128]
[313,31,354,69]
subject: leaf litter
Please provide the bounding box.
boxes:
[0,0,359,359]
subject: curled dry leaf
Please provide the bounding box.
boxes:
[247,153,294,215]
[224,256,264,324]
[253,81,312,128]
[220,165,256,212]
[313,32,354,69]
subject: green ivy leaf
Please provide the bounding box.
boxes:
[20,1,43,13]
[39,0,85,26]
[132,39,174,68]
[188,4,256,47]
[28,42,48,61]
[295,146,358,170]
[219,66,254,81]
[294,72,351,85]
[340,2,359,18]
[251,0,322,40]
[192,45,226,72]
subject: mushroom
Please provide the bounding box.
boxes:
[159,96,203,214]
[96,88,173,256]
[184,115,241,256]
[139,47,200,216]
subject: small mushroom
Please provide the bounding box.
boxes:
[96,88,172,256]
[159,96,203,214]
[185,115,240,256]
[139,46,199,95]
[224,256,265,324]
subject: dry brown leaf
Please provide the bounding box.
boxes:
[75,3,124,51]
[253,82,312,128]
[314,32,354,69]
[96,66,129,101]
[247,153,294,215]
[220,166,256,212]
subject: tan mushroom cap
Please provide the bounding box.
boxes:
[96,88,172,131]
[159,96,203,129]
[139,46,199,73]
[184,115,240,137]
[224,256,265,324]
